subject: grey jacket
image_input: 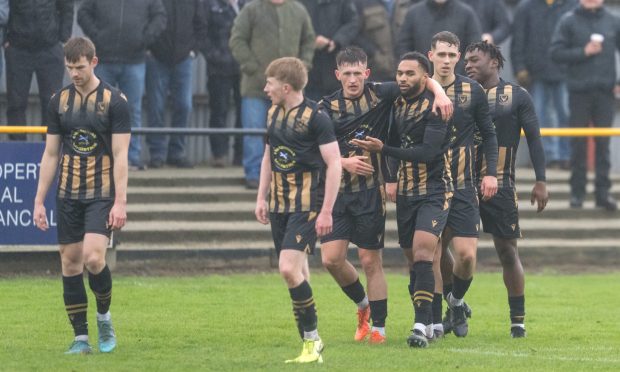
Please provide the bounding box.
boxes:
[462,0,511,45]
[550,5,620,92]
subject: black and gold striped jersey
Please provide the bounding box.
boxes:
[319,82,399,193]
[385,89,452,197]
[476,79,546,188]
[443,74,497,190]
[267,98,336,213]
[47,82,131,200]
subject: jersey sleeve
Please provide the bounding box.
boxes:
[46,93,62,135]
[311,110,337,145]
[517,87,546,182]
[110,91,132,134]
[472,82,498,176]
[382,110,447,162]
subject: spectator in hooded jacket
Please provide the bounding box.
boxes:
[204,0,248,168]
[145,0,208,169]
[5,0,73,141]
[78,0,167,170]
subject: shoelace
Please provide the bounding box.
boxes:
[99,323,114,340]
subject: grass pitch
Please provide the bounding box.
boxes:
[1,271,619,371]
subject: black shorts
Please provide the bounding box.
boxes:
[396,192,452,249]
[320,187,386,249]
[57,198,113,244]
[446,188,480,238]
[270,211,318,256]
[480,188,521,239]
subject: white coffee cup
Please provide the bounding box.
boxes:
[591,33,605,43]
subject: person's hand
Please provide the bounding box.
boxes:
[327,40,336,53]
[108,201,127,230]
[315,35,330,50]
[350,136,384,153]
[33,203,48,231]
[584,41,603,56]
[432,91,453,122]
[385,182,397,203]
[479,175,498,201]
[342,156,374,176]
[482,33,494,45]
[315,210,333,237]
[516,70,530,87]
[530,181,549,213]
[255,199,269,225]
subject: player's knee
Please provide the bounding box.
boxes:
[61,255,82,273]
[321,253,344,271]
[359,252,382,275]
[83,253,105,273]
[496,240,519,267]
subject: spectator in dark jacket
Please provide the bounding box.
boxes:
[5,0,73,141]
[462,0,511,45]
[204,0,248,167]
[78,0,167,170]
[145,0,207,169]
[300,0,360,100]
[550,0,620,211]
[353,0,412,82]
[511,0,576,169]
[397,0,482,74]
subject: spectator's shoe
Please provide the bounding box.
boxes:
[596,195,617,211]
[167,157,194,169]
[407,329,428,348]
[450,304,469,337]
[65,340,92,355]
[511,326,527,338]
[97,319,117,353]
[285,338,324,364]
[129,161,147,171]
[245,179,259,190]
[211,157,227,168]
[570,196,584,209]
[368,330,386,344]
[149,159,164,169]
[354,306,371,341]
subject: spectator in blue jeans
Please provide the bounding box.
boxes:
[78,0,167,170]
[146,0,208,169]
[511,0,577,169]
[0,0,8,81]
[204,0,248,168]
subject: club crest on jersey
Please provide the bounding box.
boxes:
[499,94,510,105]
[273,145,296,170]
[97,102,106,113]
[458,95,468,104]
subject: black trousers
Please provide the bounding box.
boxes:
[5,43,65,141]
[207,73,242,161]
[568,89,615,199]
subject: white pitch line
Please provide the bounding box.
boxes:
[447,348,620,364]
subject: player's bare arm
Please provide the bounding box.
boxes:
[109,133,130,230]
[255,145,272,225]
[316,141,342,237]
[33,134,62,231]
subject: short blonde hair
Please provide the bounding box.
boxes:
[265,57,308,91]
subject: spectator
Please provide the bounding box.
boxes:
[145,0,207,169]
[462,0,511,45]
[351,0,417,82]
[5,0,73,141]
[512,0,576,169]
[299,0,360,100]
[204,0,249,168]
[229,0,315,189]
[397,0,482,74]
[0,0,8,80]
[78,0,167,170]
[550,0,620,211]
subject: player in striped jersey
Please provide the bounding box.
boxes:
[33,37,131,355]
[464,41,548,337]
[428,31,498,339]
[254,57,341,364]
[352,52,453,348]
[317,47,453,345]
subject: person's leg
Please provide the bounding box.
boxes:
[531,81,557,164]
[167,56,193,166]
[568,91,591,206]
[118,63,147,167]
[591,89,615,209]
[5,45,35,140]
[145,56,170,167]
[358,248,387,341]
[35,43,65,128]
[241,97,269,185]
[551,82,571,165]
[207,74,232,161]
[232,75,243,166]
[493,237,526,337]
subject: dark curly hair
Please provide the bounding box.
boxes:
[465,41,505,71]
